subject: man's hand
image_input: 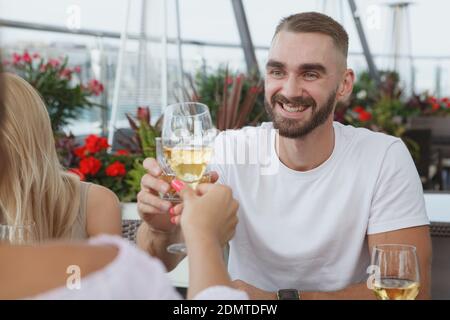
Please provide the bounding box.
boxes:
[136,157,219,271]
[231,280,277,300]
[138,157,219,232]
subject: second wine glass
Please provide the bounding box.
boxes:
[370,244,420,300]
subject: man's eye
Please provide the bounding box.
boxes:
[304,72,318,80]
[269,70,284,78]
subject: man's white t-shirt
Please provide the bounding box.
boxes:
[211,121,429,292]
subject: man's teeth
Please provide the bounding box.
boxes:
[281,103,308,113]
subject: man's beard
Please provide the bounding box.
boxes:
[265,89,337,139]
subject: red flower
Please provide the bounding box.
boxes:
[441,97,449,104]
[79,156,102,176]
[68,168,86,181]
[85,135,107,152]
[137,106,150,124]
[85,134,109,154]
[74,146,88,158]
[32,53,40,59]
[352,105,365,114]
[105,161,127,177]
[60,68,73,80]
[115,149,130,156]
[432,103,440,111]
[358,110,372,122]
[22,51,32,63]
[446,102,450,109]
[12,53,21,65]
[48,58,61,68]
[427,96,438,104]
[226,76,233,85]
[249,86,260,94]
[87,79,104,96]
[73,66,81,73]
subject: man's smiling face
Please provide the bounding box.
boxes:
[264,31,346,138]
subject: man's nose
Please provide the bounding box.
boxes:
[280,75,303,99]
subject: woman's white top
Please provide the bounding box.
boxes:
[31,235,248,300]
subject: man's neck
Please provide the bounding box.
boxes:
[276,119,335,172]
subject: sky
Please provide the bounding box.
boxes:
[1,0,449,55]
[0,0,449,94]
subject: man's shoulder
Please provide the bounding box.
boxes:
[335,122,401,151]
[217,122,273,138]
[215,123,274,147]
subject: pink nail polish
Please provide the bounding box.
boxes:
[170,216,176,224]
[169,207,175,215]
[171,179,185,192]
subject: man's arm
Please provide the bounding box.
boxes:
[136,222,184,271]
[304,225,431,300]
[233,225,432,300]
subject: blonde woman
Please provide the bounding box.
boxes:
[0,69,245,300]
[0,73,121,241]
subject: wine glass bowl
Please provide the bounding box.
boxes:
[162,102,216,188]
[370,244,420,300]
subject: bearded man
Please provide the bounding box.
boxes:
[136,12,431,300]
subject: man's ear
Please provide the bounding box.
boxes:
[337,68,355,101]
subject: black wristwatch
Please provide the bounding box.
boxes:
[277,289,300,300]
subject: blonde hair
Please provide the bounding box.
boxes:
[0,72,80,241]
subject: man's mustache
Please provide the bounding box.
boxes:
[270,93,316,108]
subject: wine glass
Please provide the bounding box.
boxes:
[156,137,213,203]
[156,137,182,203]
[370,244,420,300]
[0,222,37,244]
[161,102,217,254]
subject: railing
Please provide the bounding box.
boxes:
[1,18,449,135]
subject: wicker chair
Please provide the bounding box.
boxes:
[122,219,142,243]
[430,222,450,237]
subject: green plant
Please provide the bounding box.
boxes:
[185,66,268,130]
[56,106,161,202]
[336,71,420,159]
[64,134,137,202]
[4,50,104,132]
[406,93,450,117]
[121,107,162,199]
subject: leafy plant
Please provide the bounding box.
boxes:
[406,93,450,117]
[4,50,104,132]
[336,72,410,156]
[55,106,161,202]
[121,106,162,199]
[64,134,137,202]
[185,66,268,130]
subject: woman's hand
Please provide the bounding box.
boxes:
[171,180,239,247]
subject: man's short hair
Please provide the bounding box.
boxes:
[274,12,349,58]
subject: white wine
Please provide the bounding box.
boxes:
[373,278,420,300]
[164,147,213,186]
